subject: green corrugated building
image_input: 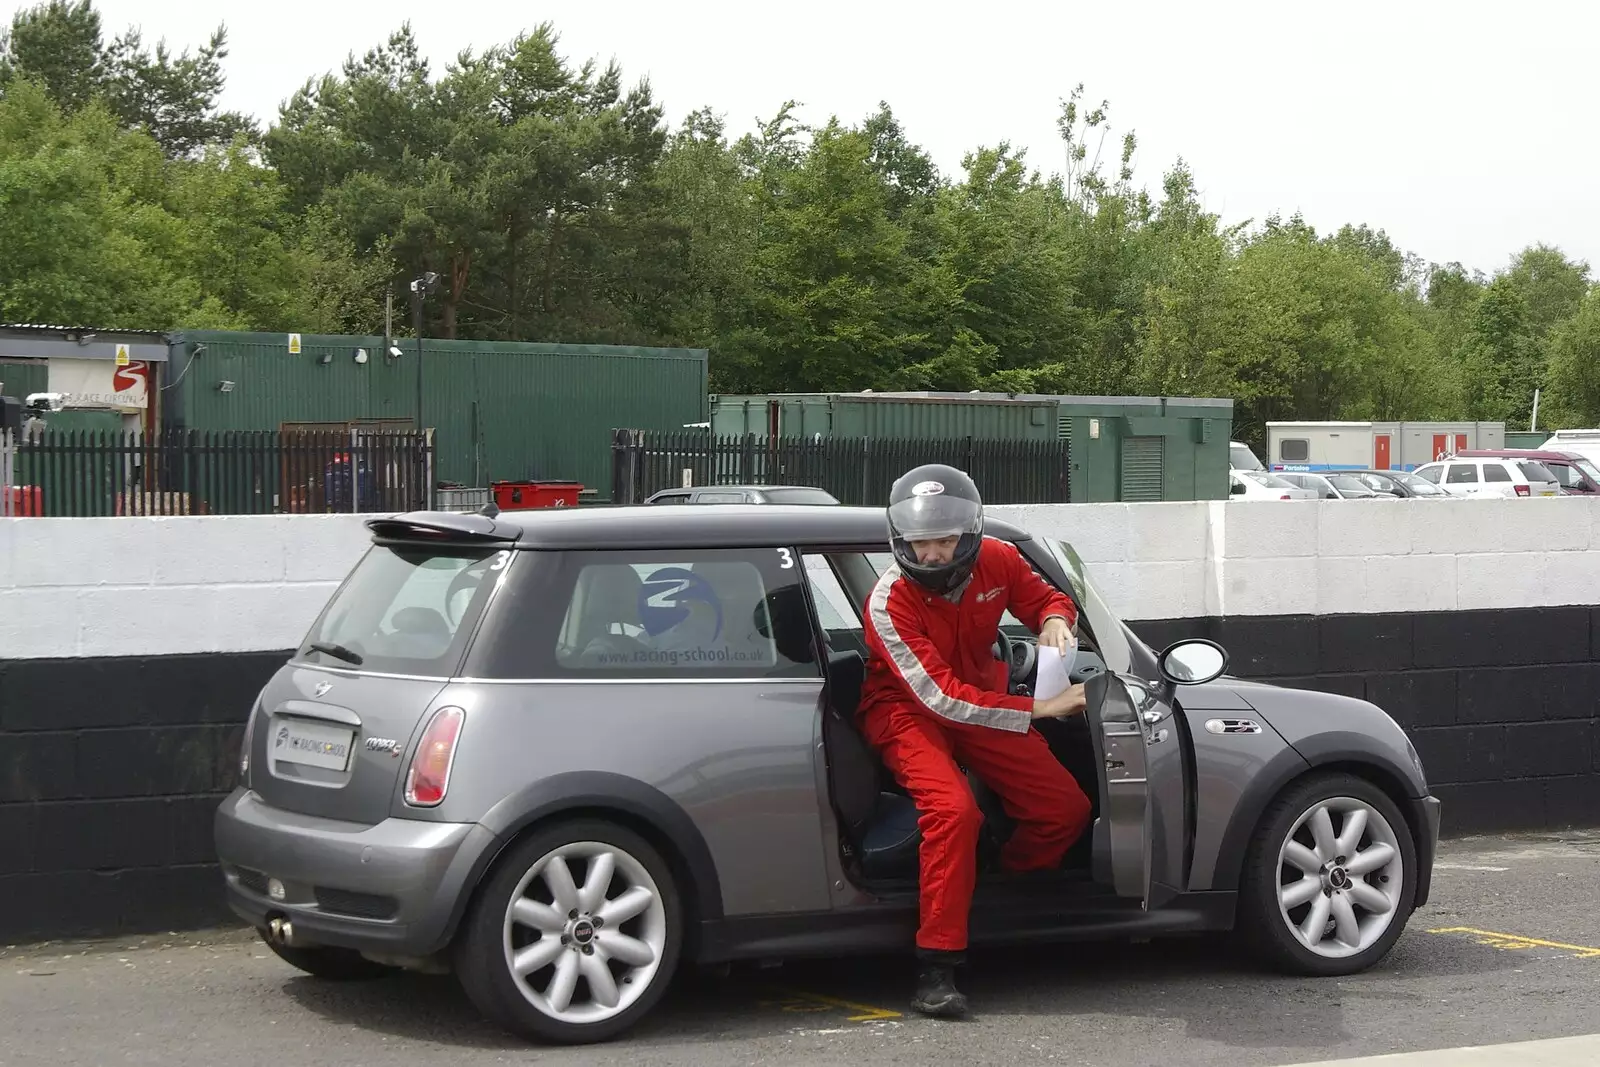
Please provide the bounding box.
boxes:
[163,331,709,496]
[859,391,1234,502]
[709,392,1060,443]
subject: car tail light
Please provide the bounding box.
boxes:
[240,705,258,780]
[1514,484,1530,497]
[404,707,465,807]
[1280,493,1291,500]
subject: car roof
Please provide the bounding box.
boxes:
[368,504,1034,550]
[1455,449,1578,461]
[649,484,826,494]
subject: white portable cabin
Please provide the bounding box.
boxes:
[1266,421,1505,471]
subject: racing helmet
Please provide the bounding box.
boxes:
[887,463,984,594]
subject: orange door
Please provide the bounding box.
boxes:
[1374,435,1391,470]
[1432,434,1448,461]
[1455,433,1468,454]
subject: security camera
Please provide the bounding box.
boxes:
[25,392,67,414]
[388,345,404,359]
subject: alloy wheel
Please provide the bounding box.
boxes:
[1275,795,1405,959]
[500,840,669,1024]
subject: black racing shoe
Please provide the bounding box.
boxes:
[911,963,969,1017]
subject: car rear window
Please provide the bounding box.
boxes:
[299,543,509,676]
[762,487,840,504]
[1483,464,1511,482]
[1518,461,1557,483]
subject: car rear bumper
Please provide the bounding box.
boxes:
[1411,794,1441,909]
[214,788,500,958]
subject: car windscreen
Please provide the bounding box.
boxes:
[298,542,509,676]
[1395,472,1445,494]
[1243,470,1296,488]
[1327,474,1376,495]
[1041,539,1133,676]
[761,487,840,504]
[1230,443,1264,470]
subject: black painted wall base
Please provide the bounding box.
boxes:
[2,603,1596,945]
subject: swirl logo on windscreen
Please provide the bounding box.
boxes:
[638,568,723,641]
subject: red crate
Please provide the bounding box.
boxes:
[3,486,42,516]
[491,481,582,510]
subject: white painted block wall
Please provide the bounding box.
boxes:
[5,497,1600,659]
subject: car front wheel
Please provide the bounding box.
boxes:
[454,819,683,1045]
[1239,772,1417,976]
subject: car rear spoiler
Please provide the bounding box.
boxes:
[364,511,521,545]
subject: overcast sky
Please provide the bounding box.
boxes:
[21,0,1598,279]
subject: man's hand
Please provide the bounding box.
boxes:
[1038,615,1077,654]
[1032,683,1087,719]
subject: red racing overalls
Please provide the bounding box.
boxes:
[858,535,1093,954]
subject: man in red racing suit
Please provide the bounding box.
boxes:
[859,463,1093,1017]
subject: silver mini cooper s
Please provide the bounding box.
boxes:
[214,505,1441,1045]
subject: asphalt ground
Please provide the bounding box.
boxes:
[5,830,1600,1067]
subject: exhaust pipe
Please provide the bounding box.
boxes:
[267,917,296,945]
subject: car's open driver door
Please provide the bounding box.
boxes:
[1084,671,1154,907]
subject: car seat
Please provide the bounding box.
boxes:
[571,565,653,664]
[821,648,1014,883]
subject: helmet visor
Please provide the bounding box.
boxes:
[888,494,981,542]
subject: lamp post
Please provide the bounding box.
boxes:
[409,271,441,433]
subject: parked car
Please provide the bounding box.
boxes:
[1230,439,1266,471]
[215,505,1440,1045]
[1275,472,1384,500]
[1410,457,1561,498]
[1230,469,1320,500]
[646,484,840,505]
[1452,449,1600,496]
[1340,470,1452,499]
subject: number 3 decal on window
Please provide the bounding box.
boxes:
[488,550,511,571]
[776,548,794,569]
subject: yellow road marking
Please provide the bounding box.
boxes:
[1428,926,1600,959]
[762,987,904,1022]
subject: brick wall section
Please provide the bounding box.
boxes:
[0,650,288,943]
[1131,605,1600,837]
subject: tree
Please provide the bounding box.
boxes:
[1543,286,1600,427]
[0,0,254,157]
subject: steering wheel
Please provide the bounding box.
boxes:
[993,629,1037,686]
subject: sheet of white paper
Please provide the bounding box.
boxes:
[1033,645,1072,701]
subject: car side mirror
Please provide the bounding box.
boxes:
[1231,482,1245,495]
[1157,639,1229,685]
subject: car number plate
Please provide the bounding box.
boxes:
[271,717,355,772]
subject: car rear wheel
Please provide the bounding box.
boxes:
[259,932,394,980]
[454,819,683,1045]
[1239,772,1416,976]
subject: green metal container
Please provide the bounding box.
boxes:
[709,392,1059,443]
[1048,395,1233,502]
[164,331,708,497]
[1504,431,1549,449]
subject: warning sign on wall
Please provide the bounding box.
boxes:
[115,343,130,366]
[288,333,302,354]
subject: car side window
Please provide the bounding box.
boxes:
[1446,464,1478,484]
[693,490,752,503]
[651,493,689,504]
[1415,465,1442,483]
[469,546,820,679]
[1483,464,1511,482]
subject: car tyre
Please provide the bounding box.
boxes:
[259,933,394,980]
[1239,772,1417,977]
[454,819,683,1045]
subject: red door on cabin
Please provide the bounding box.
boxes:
[1432,434,1448,461]
[1374,435,1391,470]
[1455,433,1467,454]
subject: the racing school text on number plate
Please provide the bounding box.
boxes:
[272,717,355,772]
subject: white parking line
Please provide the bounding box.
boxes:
[1434,863,1510,871]
[1286,1033,1600,1065]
